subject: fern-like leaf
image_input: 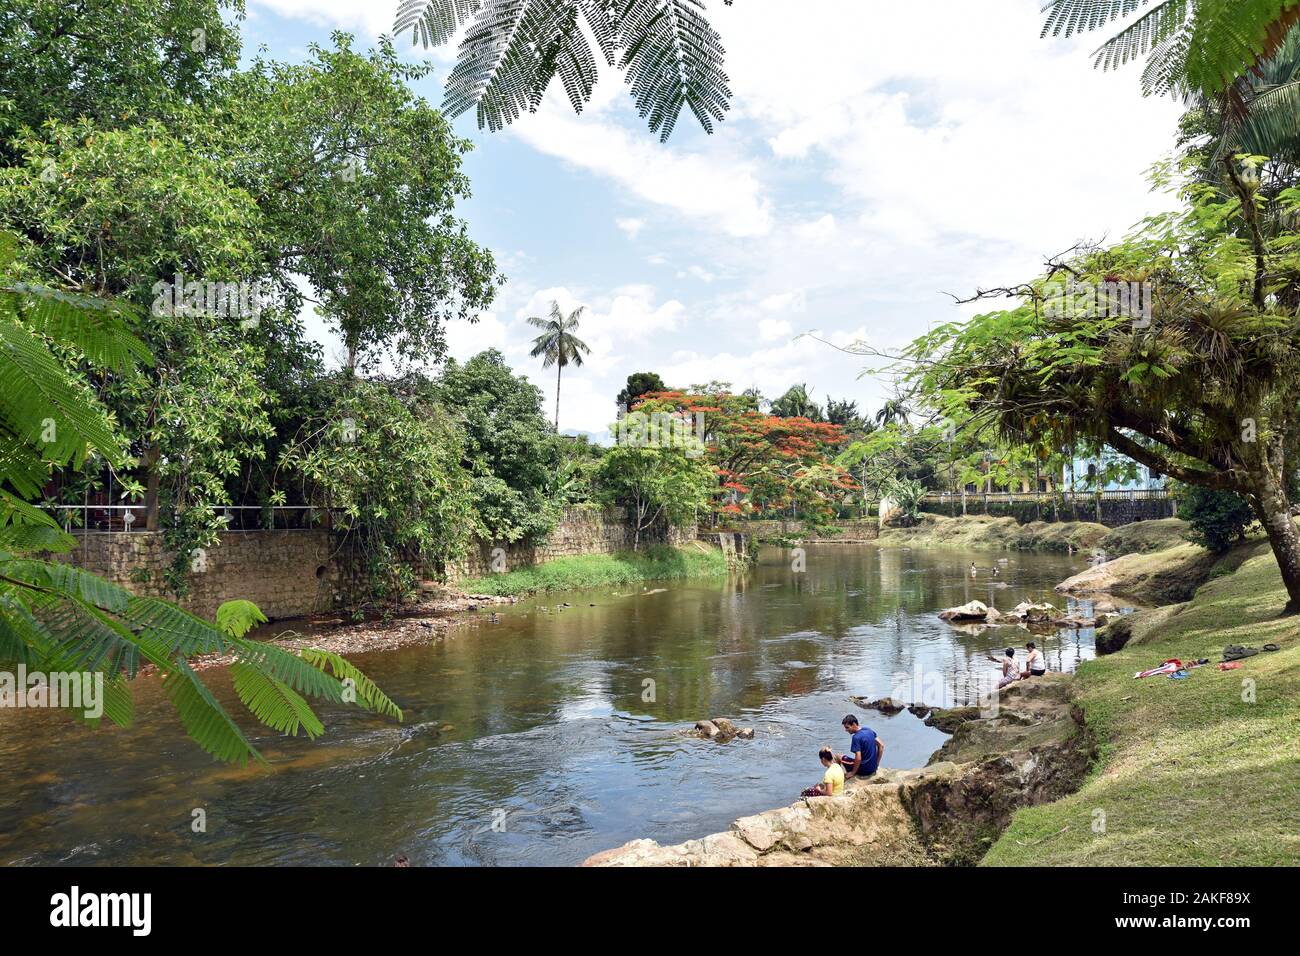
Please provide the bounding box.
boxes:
[300,647,404,720]
[215,599,268,639]
[619,0,731,141]
[162,659,263,766]
[395,0,481,46]
[230,663,325,739]
[396,0,731,139]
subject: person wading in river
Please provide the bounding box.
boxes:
[839,715,884,780]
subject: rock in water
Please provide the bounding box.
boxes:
[867,697,907,715]
[937,600,989,622]
[711,717,738,737]
[694,719,720,739]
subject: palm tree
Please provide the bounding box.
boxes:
[874,397,909,428]
[528,300,591,432]
[394,0,731,142]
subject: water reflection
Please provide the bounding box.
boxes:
[0,544,1096,866]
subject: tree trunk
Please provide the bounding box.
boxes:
[554,362,562,432]
[1250,470,1300,614]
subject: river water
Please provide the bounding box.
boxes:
[0,544,1101,866]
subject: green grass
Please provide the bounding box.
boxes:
[460,545,730,597]
[985,551,1300,866]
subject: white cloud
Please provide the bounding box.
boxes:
[757,318,793,342]
[616,217,646,239]
[445,312,508,361]
[759,291,806,314]
[250,0,392,38]
[507,83,774,238]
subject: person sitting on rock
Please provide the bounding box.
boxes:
[1021,641,1046,678]
[989,647,1019,688]
[801,746,845,798]
[838,715,884,780]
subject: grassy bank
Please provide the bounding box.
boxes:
[876,514,1188,556]
[460,545,730,597]
[985,550,1300,866]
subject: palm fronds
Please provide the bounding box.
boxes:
[394,0,732,141]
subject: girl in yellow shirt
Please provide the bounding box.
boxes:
[802,746,845,797]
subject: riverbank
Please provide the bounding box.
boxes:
[584,675,1092,866]
[988,548,1300,866]
[876,514,1188,556]
[458,544,730,597]
[191,590,514,670]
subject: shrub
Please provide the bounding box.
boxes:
[1174,483,1254,553]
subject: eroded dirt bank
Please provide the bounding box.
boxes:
[583,675,1093,867]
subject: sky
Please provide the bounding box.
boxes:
[240,0,1184,440]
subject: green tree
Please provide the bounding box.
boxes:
[393,0,733,141]
[0,0,242,153]
[903,157,1300,612]
[1175,481,1256,552]
[528,300,591,432]
[0,236,399,764]
[874,397,909,428]
[433,349,564,541]
[220,35,501,371]
[278,374,474,605]
[1042,1,1300,106]
[597,443,714,547]
[770,383,824,421]
[617,371,667,410]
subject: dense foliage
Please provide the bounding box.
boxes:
[902,155,1300,611]
[1175,482,1257,552]
[0,240,399,763]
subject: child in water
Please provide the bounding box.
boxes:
[801,746,845,798]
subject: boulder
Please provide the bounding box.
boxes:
[867,697,907,715]
[924,706,983,733]
[711,717,738,737]
[1094,615,1134,655]
[694,719,720,739]
[907,703,933,719]
[938,600,989,622]
[690,717,754,743]
[1007,601,1062,623]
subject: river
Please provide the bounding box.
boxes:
[0,544,1101,866]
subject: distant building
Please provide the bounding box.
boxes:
[1066,446,1165,492]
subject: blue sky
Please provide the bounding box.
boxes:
[241,0,1184,438]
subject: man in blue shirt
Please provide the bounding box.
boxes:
[839,714,885,779]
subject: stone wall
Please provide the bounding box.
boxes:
[921,495,1175,528]
[450,506,696,580]
[56,507,701,620]
[55,530,339,622]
